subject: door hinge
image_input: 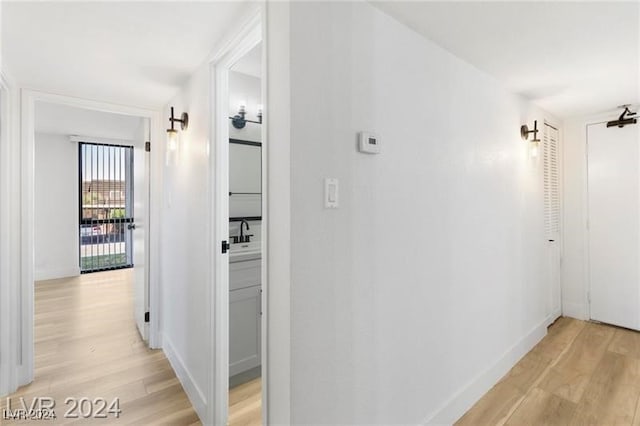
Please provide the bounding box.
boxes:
[144,312,150,323]
[145,141,151,152]
[222,240,230,254]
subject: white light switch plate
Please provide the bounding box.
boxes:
[325,178,339,208]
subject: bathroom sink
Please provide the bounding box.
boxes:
[229,241,261,262]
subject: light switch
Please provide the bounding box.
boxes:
[325,178,339,208]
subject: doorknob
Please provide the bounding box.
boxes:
[128,223,136,230]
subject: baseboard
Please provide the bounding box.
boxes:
[562,302,588,320]
[547,309,562,326]
[34,267,80,281]
[422,315,551,425]
[162,334,207,423]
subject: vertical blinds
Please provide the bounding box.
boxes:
[543,123,560,238]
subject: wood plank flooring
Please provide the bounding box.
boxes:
[229,378,261,426]
[1,270,201,425]
[457,317,640,426]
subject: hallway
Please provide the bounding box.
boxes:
[458,317,640,425]
[0,270,200,424]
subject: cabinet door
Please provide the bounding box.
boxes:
[229,285,262,377]
[229,259,261,291]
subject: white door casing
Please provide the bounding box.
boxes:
[587,122,640,330]
[133,118,151,341]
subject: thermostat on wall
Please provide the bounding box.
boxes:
[358,132,380,154]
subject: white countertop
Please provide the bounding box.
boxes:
[229,241,261,262]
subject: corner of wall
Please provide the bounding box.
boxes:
[34,268,81,282]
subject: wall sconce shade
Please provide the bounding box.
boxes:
[167,106,188,152]
[167,129,178,151]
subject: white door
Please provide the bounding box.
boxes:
[543,123,562,319]
[587,122,640,330]
[133,118,150,341]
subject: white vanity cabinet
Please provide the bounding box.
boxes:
[229,258,261,377]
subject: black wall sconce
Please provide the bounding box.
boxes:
[230,104,262,129]
[607,105,637,128]
[521,120,541,158]
[520,120,540,142]
[167,106,189,151]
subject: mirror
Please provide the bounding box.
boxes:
[229,140,261,218]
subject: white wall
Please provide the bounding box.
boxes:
[33,133,79,280]
[561,117,591,320]
[264,2,291,423]
[284,2,557,424]
[160,63,211,420]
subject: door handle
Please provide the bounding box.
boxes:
[128,223,136,230]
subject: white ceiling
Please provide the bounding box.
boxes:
[35,101,143,141]
[231,43,262,78]
[2,1,246,109]
[372,1,639,119]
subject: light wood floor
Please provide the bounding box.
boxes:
[1,270,201,425]
[457,317,640,425]
[229,378,261,426]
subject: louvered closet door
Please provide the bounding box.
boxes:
[543,123,562,319]
[587,122,640,330]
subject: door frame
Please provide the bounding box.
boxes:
[208,7,265,426]
[0,71,17,397]
[17,90,163,387]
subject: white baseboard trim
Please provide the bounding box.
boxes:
[422,315,551,425]
[562,302,587,321]
[162,334,207,423]
[547,309,562,326]
[34,267,80,281]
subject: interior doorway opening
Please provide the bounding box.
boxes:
[227,41,264,426]
[15,91,161,390]
[210,11,265,426]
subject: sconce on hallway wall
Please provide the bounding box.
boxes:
[521,120,541,158]
[230,103,262,129]
[167,106,189,151]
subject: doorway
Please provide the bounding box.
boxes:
[587,121,640,330]
[16,91,161,388]
[210,12,265,426]
[228,42,264,425]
